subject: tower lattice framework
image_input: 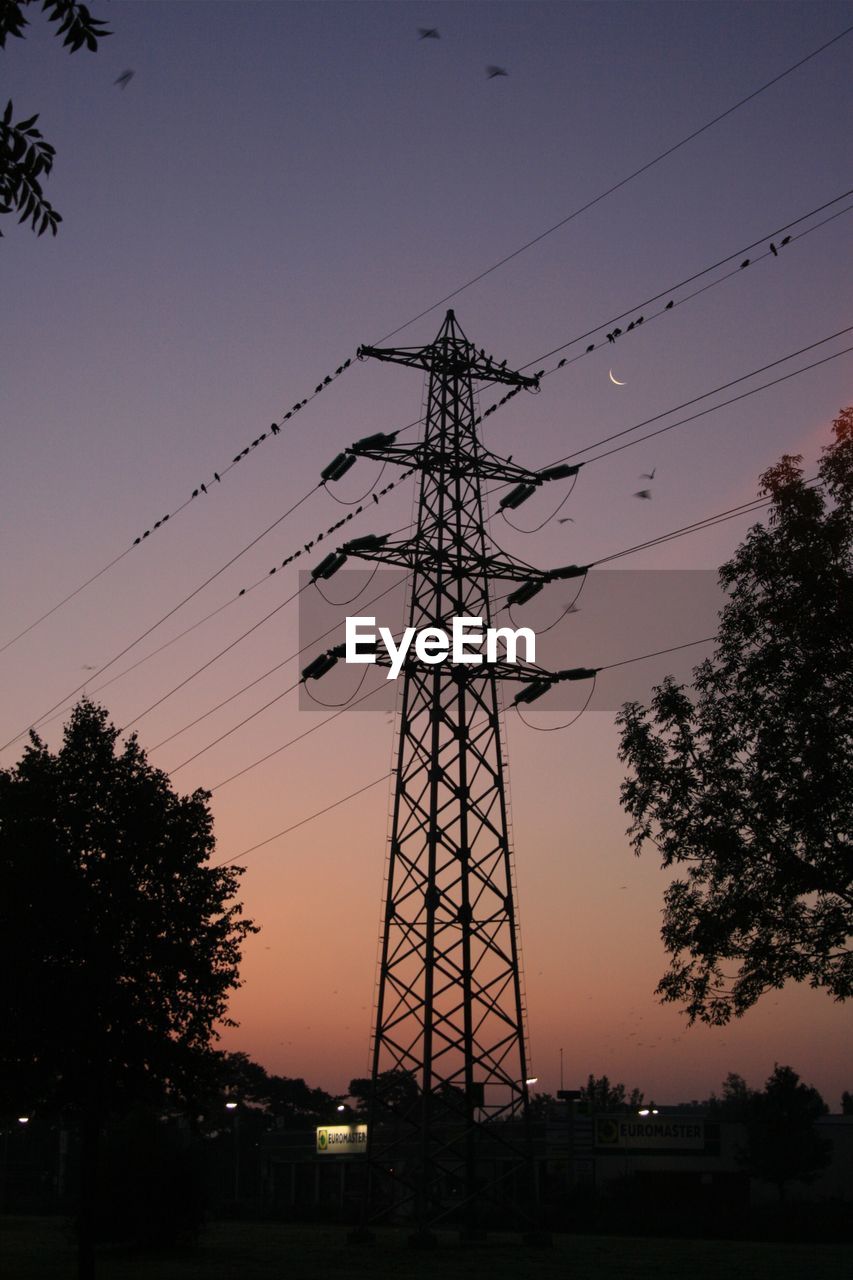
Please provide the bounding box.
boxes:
[341,310,568,1236]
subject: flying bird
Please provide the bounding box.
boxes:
[641,468,656,480]
[557,516,575,524]
[633,489,652,500]
[418,27,440,39]
[486,65,508,78]
[114,69,135,89]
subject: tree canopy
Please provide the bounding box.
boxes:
[744,1064,830,1199]
[0,699,255,1116]
[707,1066,831,1199]
[617,408,853,1024]
[579,1073,645,1111]
[1,1,111,236]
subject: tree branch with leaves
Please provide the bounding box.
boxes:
[1,0,111,237]
[617,408,853,1024]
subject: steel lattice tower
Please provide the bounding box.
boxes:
[308,310,588,1239]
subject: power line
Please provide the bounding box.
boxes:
[516,191,853,374]
[146,442,828,775]
[7,245,845,756]
[118,581,309,734]
[209,630,725,868]
[212,772,393,869]
[0,545,134,658]
[580,343,853,468]
[148,572,406,752]
[512,326,853,478]
[0,358,355,658]
[0,487,319,755]
[373,24,853,343]
[136,342,842,767]
[599,635,717,672]
[4,189,844,669]
[205,679,387,790]
[589,488,822,567]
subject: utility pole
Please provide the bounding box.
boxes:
[306,310,592,1241]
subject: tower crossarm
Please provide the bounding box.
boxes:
[357,338,539,392]
[347,437,550,488]
[341,538,576,586]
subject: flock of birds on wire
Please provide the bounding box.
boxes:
[124,219,801,550]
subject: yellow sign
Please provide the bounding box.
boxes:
[595,1117,704,1149]
[316,1124,368,1155]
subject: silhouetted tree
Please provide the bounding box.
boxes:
[842,1090,853,1117]
[742,1065,831,1201]
[0,700,255,1278]
[618,409,853,1023]
[212,1051,336,1126]
[528,1091,555,1119]
[348,1070,420,1119]
[580,1074,644,1111]
[1,1,110,236]
[706,1071,755,1121]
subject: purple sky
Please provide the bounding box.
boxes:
[2,1,852,1107]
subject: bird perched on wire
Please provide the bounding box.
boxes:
[418,27,439,39]
[486,65,508,78]
[114,70,135,89]
[633,489,653,500]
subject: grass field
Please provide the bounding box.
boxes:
[2,1217,850,1280]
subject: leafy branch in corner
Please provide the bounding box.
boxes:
[0,102,60,235]
[0,1,111,238]
[0,2,111,54]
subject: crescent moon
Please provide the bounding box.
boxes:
[609,369,626,386]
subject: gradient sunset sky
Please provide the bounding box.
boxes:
[2,1,851,1108]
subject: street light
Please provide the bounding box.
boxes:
[225,1102,240,1202]
[17,1117,30,1125]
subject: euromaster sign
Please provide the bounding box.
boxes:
[595,1117,705,1150]
[316,1124,368,1155]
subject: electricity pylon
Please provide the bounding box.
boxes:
[306,310,591,1239]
